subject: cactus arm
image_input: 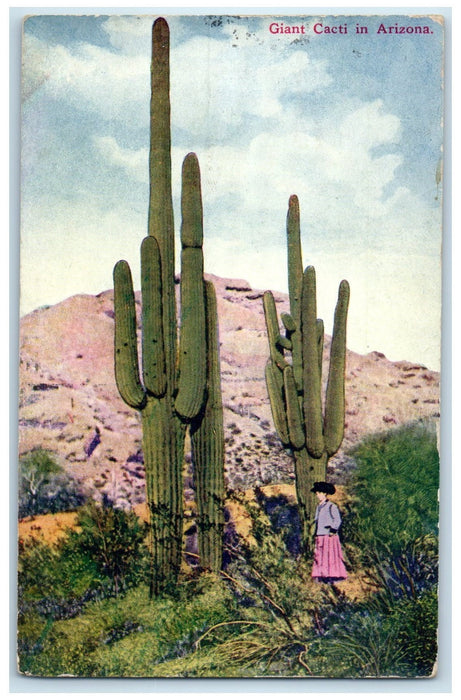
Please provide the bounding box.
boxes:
[192,281,225,572]
[141,236,167,397]
[301,266,324,458]
[324,280,350,456]
[283,366,306,450]
[281,312,296,333]
[287,195,304,390]
[263,291,289,371]
[113,260,146,409]
[287,195,303,324]
[265,361,290,446]
[175,154,207,420]
[178,152,204,248]
[148,18,177,388]
[280,313,296,352]
[276,335,292,351]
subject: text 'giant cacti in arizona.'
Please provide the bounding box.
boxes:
[264,195,350,552]
[113,18,224,596]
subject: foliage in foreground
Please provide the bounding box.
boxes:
[17,422,439,678]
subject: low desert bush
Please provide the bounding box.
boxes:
[19,449,85,518]
[346,420,439,552]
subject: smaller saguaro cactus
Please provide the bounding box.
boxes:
[263,195,350,550]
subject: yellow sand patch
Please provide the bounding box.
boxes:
[133,502,149,523]
[334,570,379,602]
[257,483,296,501]
[224,499,257,547]
[18,511,80,546]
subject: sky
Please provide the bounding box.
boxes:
[20,12,444,370]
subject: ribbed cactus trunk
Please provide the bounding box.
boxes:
[191,281,225,572]
[113,18,224,596]
[263,195,350,554]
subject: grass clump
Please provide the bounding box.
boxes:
[21,578,238,677]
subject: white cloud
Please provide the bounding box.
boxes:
[93,136,149,182]
[22,34,51,100]
[22,31,150,126]
[170,34,332,137]
[338,99,401,151]
[88,90,439,268]
[101,15,153,54]
[191,100,409,244]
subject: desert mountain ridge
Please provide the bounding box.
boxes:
[19,274,440,509]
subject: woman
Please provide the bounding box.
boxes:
[311,481,348,583]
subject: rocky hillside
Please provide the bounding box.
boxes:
[18,275,440,509]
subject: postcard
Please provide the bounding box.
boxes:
[18,12,443,678]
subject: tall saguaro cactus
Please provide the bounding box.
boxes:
[264,195,350,551]
[113,18,224,595]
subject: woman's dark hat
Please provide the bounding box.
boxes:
[311,481,336,495]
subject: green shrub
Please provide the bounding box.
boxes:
[19,501,150,608]
[345,421,439,599]
[18,536,101,675]
[62,501,150,596]
[326,420,441,677]
[18,538,64,602]
[392,587,438,677]
[199,508,338,676]
[347,420,439,550]
[19,449,85,518]
[18,536,100,608]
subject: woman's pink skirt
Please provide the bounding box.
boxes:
[312,535,348,581]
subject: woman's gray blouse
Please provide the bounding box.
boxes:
[314,499,342,535]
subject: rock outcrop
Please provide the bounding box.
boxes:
[18,276,440,508]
